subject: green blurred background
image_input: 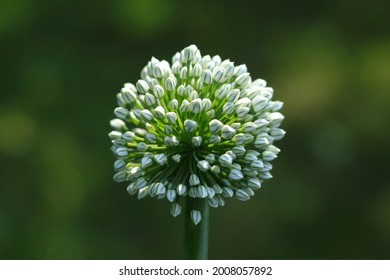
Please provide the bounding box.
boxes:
[1,0,389,259]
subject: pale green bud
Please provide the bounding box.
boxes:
[243,122,257,132]
[108,131,122,140]
[234,64,247,76]
[222,102,235,115]
[252,95,268,113]
[170,135,179,146]
[250,159,264,170]
[141,155,153,168]
[215,84,231,99]
[137,187,149,200]
[208,198,219,208]
[205,153,215,163]
[145,93,156,106]
[222,187,234,198]
[192,63,202,77]
[229,169,244,181]
[145,133,156,143]
[114,159,126,170]
[213,67,225,83]
[177,84,186,96]
[156,182,166,195]
[271,101,284,112]
[112,139,126,147]
[121,89,137,104]
[259,172,273,180]
[188,90,199,101]
[207,187,215,199]
[227,89,240,102]
[210,165,220,174]
[263,150,277,161]
[168,99,178,110]
[201,98,212,111]
[189,187,198,198]
[232,145,246,156]
[197,185,208,198]
[180,99,189,112]
[247,178,261,190]
[135,177,147,189]
[184,44,197,61]
[206,109,215,119]
[245,150,260,161]
[164,125,173,135]
[270,128,286,140]
[179,66,188,80]
[113,171,127,182]
[235,73,251,87]
[110,119,127,131]
[254,136,269,148]
[171,61,181,75]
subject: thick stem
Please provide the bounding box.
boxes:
[184,197,209,260]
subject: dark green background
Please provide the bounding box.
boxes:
[1,0,389,259]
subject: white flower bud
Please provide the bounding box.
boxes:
[205,153,215,163]
[167,189,177,202]
[229,169,244,181]
[184,44,197,61]
[191,210,202,225]
[222,102,235,115]
[172,154,181,163]
[236,73,251,87]
[114,107,129,120]
[172,52,181,63]
[232,145,246,156]
[154,153,168,165]
[192,63,202,77]
[252,95,268,113]
[165,112,177,124]
[141,155,153,168]
[235,189,250,201]
[201,69,212,85]
[112,139,126,147]
[197,160,210,172]
[192,136,202,147]
[215,84,231,99]
[168,99,178,110]
[212,55,222,65]
[177,84,186,96]
[122,131,135,142]
[242,122,257,132]
[116,93,126,107]
[171,61,181,75]
[108,131,122,140]
[231,122,241,130]
[153,85,165,98]
[247,88,261,100]
[215,195,225,206]
[153,63,165,78]
[254,136,269,148]
[179,66,188,80]
[209,134,221,144]
[250,159,264,170]
[113,171,127,182]
[110,119,127,131]
[244,133,255,144]
[234,64,247,76]
[145,133,156,143]
[233,133,246,144]
[189,174,200,186]
[227,89,240,102]
[121,89,137,104]
[201,98,212,111]
[137,187,149,200]
[208,198,219,208]
[156,182,166,195]
[221,125,236,139]
[116,147,128,157]
[164,125,173,135]
[176,184,187,195]
[197,185,208,198]
[213,67,225,83]
[270,128,286,140]
[218,153,233,167]
[145,93,156,106]
[180,99,189,112]
[206,109,215,119]
[114,159,126,170]
[136,79,149,93]
[134,177,147,189]
[188,98,202,113]
[263,150,277,161]
[196,78,204,90]
[188,90,198,101]
[137,142,148,151]
[184,119,198,132]
[140,109,153,122]
[259,172,273,180]
[245,150,260,161]
[153,105,165,119]
[209,119,224,133]
[247,178,261,190]
[210,165,220,174]
[164,76,177,91]
[170,203,181,217]
[189,187,198,198]
[271,101,284,112]
[127,182,137,195]
[222,187,234,198]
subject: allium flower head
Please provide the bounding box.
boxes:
[109,45,285,225]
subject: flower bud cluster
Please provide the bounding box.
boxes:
[110,45,285,225]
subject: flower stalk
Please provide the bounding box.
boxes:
[185,197,209,260]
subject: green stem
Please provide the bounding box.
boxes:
[185,197,209,260]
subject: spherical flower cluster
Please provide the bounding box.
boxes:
[109,45,285,225]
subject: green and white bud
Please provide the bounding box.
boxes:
[145,93,156,106]
[209,134,221,144]
[189,174,200,186]
[164,125,173,135]
[188,98,202,113]
[198,185,208,198]
[110,119,127,131]
[113,171,127,182]
[222,187,234,198]
[247,178,261,190]
[141,155,153,168]
[154,153,168,165]
[228,169,244,181]
[197,160,210,172]
[167,189,177,202]
[140,109,153,122]
[138,187,149,200]
[116,147,128,157]
[210,165,221,174]
[252,95,268,113]
[201,98,212,111]
[201,69,213,85]
[205,153,215,163]
[176,184,187,196]
[232,145,246,156]
[164,76,177,91]
[168,99,179,110]
[209,119,224,133]
[136,79,149,94]
[221,125,236,139]
[172,154,181,163]
[218,154,233,167]
[145,133,157,143]
[263,150,277,161]
[222,102,235,115]
[170,203,181,217]
[114,107,129,120]
[192,63,202,77]
[137,142,148,151]
[235,189,250,201]
[166,112,177,124]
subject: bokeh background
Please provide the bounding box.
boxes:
[1,0,389,259]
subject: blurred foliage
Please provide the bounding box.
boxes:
[1,0,389,259]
